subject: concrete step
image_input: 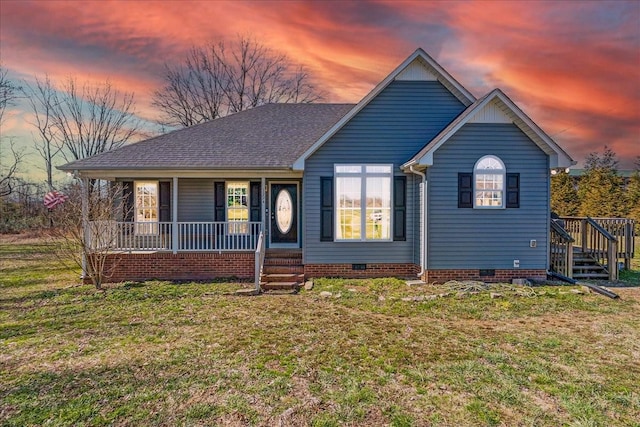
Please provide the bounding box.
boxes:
[261,273,305,283]
[261,281,301,291]
[261,288,299,295]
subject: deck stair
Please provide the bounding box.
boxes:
[572,248,609,280]
[260,249,304,292]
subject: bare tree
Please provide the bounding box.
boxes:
[48,181,131,290]
[27,76,140,163]
[0,65,20,125]
[0,67,22,198]
[23,76,63,189]
[0,139,24,197]
[153,35,323,127]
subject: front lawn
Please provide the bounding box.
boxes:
[1,236,639,426]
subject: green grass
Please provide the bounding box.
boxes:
[1,237,640,426]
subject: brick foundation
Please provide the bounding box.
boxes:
[422,269,547,284]
[96,252,254,283]
[91,253,547,285]
[305,263,420,279]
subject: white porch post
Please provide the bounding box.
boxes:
[172,177,178,254]
[261,177,266,240]
[81,177,89,278]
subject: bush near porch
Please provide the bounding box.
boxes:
[1,235,639,426]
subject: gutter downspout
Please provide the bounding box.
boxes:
[408,165,427,278]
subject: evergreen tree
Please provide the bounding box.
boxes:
[551,171,579,216]
[578,147,626,217]
[626,156,640,232]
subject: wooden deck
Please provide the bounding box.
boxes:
[550,217,635,280]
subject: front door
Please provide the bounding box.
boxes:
[270,182,299,247]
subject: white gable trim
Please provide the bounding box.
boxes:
[292,48,476,170]
[468,98,511,123]
[403,89,575,169]
[395,61,437,81]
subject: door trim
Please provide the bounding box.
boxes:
[269,181,300,248]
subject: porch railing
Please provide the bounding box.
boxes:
[559,217,636,280]
[549,219,574,277]
[88,221,262,252]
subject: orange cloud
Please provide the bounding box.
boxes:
[1,0,638,170]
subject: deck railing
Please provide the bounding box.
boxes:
[549,220,574,277]
[88,221,262,252]
[559,217,636,280]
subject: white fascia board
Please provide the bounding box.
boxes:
[292,48,477,171]
[496,92,575,168]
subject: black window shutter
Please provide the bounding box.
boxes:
[506,173,520,208]
[393,176,406,241]
[249,182,261,222]
[458,173,473,208]
[214,182,226,221]
[320,177,333,241]
[122,181,134,221]
[159,181,171,222]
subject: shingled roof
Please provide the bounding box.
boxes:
[59,103,355,171]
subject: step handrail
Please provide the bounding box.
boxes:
[586,217,617,243]
[550,219,574,242]
[254,231,265,292]
[549,220,575,277]
[585,217,618,281]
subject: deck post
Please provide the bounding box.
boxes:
[81,177,88,278]
[625,222,632,270]
[172,177,178,254]
[581,218,588,252]
[608,239,617,281]
[566,240,573,278]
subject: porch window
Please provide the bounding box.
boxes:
[135,181,158,234]
[227,181,249,234]
[335,164,392,241]
[474,155,505,208]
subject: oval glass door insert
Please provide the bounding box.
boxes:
[275,189,293,234]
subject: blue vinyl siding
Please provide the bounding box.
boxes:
[304,80,466,264]
[427,123,549,270]
[177,179,215,222]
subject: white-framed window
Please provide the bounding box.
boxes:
[135,181,158,234]
[335,164,392,241]
[474,155,505,208]
[227,181,249,234]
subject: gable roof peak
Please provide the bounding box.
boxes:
[403,87,575,169]
[292,47,476,170]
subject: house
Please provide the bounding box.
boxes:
[59,48,576,286]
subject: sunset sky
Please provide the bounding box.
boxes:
[1,0,639,183]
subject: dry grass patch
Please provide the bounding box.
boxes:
[1,238,639,426]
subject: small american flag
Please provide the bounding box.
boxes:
[44,191,69,210]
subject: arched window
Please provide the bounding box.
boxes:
[474,155,505,208]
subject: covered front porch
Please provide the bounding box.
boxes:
[78,169,302,251]
[77,172,301,285]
